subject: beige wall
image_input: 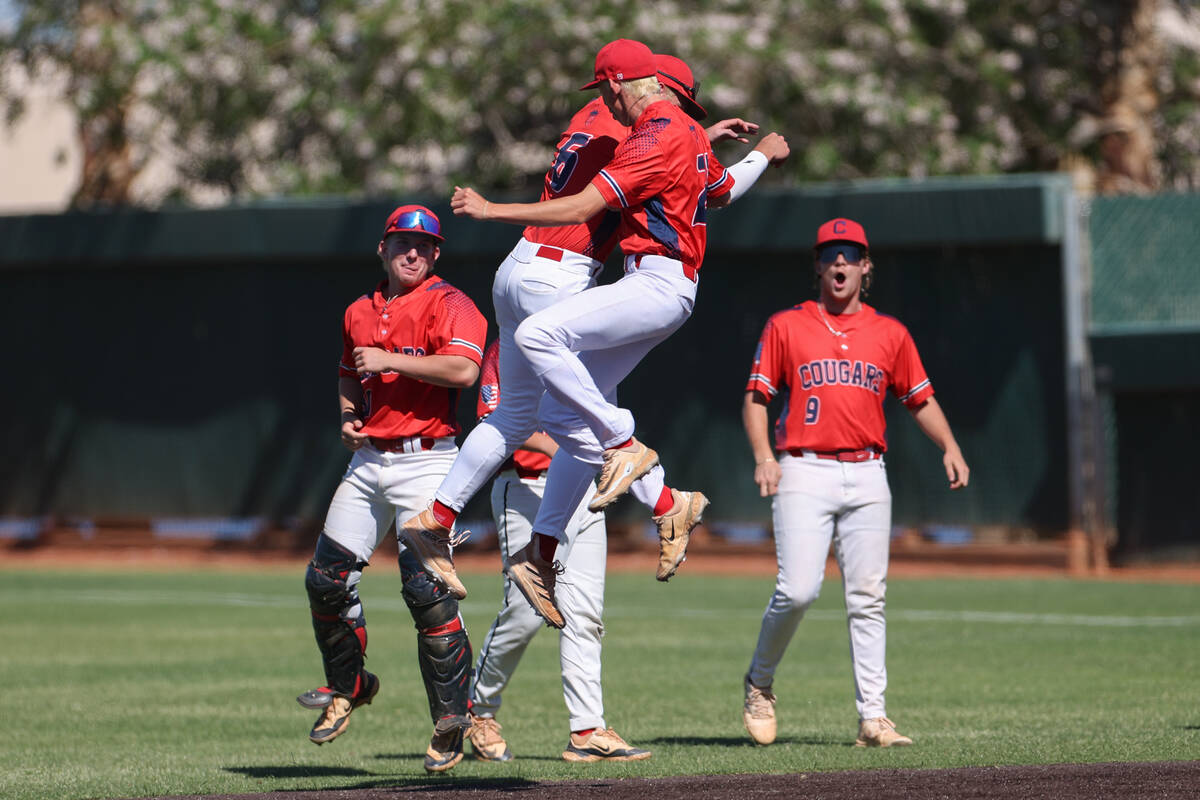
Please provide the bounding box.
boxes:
[0,63,79,214]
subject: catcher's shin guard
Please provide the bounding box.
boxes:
[305,535,369,697]
[400,548,473,723]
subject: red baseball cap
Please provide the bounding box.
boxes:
[580,38,657,90]
[382,204,443,242]
[655,54,707,120]
[815,218,868,250]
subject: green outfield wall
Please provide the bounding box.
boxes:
[0,174,1086,544]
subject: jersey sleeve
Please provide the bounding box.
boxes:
[705,149,733,199]
[591,119,673,209]
[433,289,487,365]
[890,327,934,408]
[746,315,785,400]
[475,340,500,421]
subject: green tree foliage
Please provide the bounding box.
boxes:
[2,0,1198,207]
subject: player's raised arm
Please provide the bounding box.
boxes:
[451,184,608,227]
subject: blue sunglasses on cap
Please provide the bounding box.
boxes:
[386,208,442,239]
[817,243,865,264]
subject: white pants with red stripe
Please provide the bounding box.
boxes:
[471,470,608,733]
[432,238,666,538]
[515,254,697,539]
[746,453,894,721]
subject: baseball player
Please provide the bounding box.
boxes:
[296,205,488,774]
[465,340,651,763]
[740,217,969,748]
[448,39,791,625]
[400,45,786,626]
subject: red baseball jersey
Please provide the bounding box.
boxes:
[475,340,551,473]
[524,97,629,261]
[340,276,487,439]
[592,99,732,271]
[746,301,934,453]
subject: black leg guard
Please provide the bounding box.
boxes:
[306,534,369,697]
[400,548,473,725]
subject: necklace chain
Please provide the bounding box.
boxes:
[816,303,846,338]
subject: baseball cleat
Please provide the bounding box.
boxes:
[505,541,565,629]
[562,728,652,762]
[306,671,380,745]
[424,715,470,773]
[653,489,709,582]
[742,674,777,746]
[467,713,513,762]
[398,508,470,599]
[855,716,912,748]
[589,437,659,511]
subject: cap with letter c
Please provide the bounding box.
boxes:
[814,217,868,250]
[382,204,444,242]
[580,38,658,90]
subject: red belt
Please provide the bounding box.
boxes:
[370,436,436,452]
[536,245,564,261]
[786,448,881,462]
[514,464,547,480]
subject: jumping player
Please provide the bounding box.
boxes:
[740,217,969,748]
[401,44,786,627]
[466,340,652,763]
[296,205,487,773]
[449,39,791,624]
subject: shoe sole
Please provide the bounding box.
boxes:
[588,447,659,512]
[470,748,514,762]
[854,737,912,747]
[423,752,465,773]
[562,749,653,762]
[398,528,468,599]
[656,492,709,582]
[506,562,565,629]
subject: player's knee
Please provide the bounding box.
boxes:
[773,583,821,614]
[845,581,886,617]
[305,534,362,615]
[513,316,561,356]
[486,407,539,447]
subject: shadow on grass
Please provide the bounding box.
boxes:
[372,751,567,764]
[225,766,373,779]
[227,767,541,792]
[645,734,849,747]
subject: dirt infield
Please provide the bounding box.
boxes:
[140,760,1200,800]
[6,539,1200,584]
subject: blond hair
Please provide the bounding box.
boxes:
[620,75,662,102]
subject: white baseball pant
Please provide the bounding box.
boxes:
[321,439,462,615]
[746,452,893,721]
[516,254,697,539]
[432,237,667,540]
[471,469,607,732]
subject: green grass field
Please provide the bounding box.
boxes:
[2,564,1198,800]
